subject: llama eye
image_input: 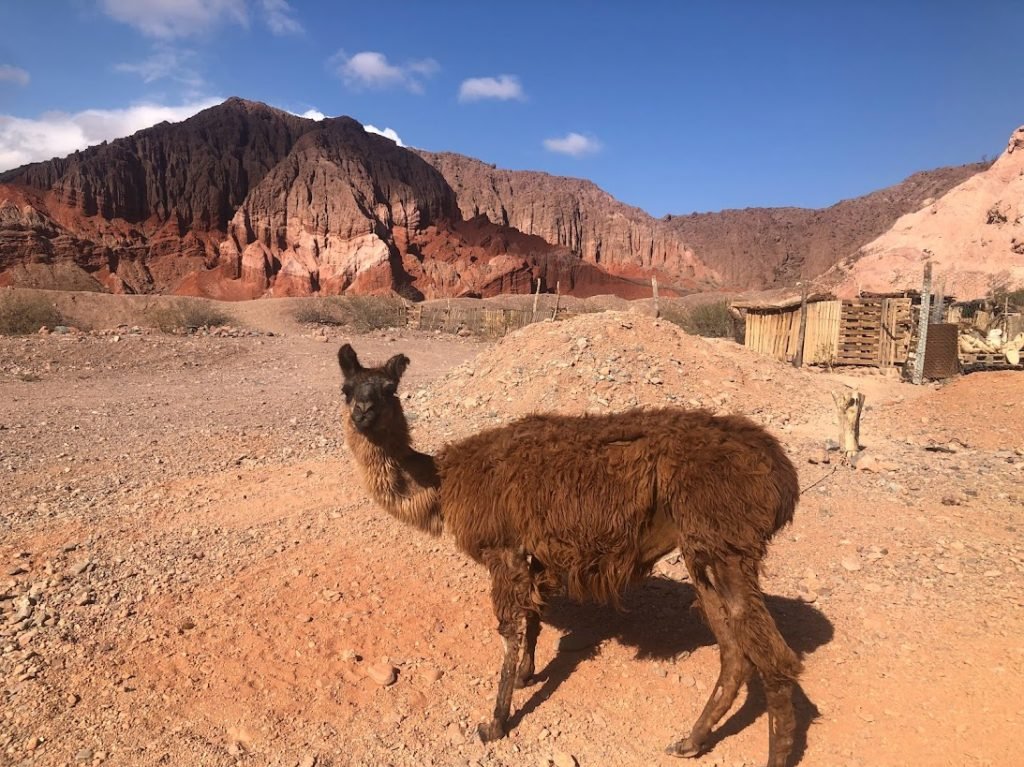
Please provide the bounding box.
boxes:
[383,382,397,395]
[342,385,353,401]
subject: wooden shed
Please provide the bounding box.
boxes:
[734,291,923,368]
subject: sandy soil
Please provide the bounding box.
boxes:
[1,302,1023,767]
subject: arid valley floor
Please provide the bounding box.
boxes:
[2,298,1023,767]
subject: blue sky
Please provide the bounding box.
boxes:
[0,1,1022,216]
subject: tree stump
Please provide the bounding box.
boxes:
[832,390,865,460]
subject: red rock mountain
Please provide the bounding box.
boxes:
[0,97,995,299]
[0,99,695,299]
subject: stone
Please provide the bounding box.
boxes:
[553,752,578,767]
[421,666,443,684]
[840,556,862,572]
[366,662,397,686]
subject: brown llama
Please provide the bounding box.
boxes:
[337,343,803,767]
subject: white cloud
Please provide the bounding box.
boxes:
[99,0,248,38]
[330,50,439,93]
[458,75,524,103]
[0,99,221,172]
[261,0,303,35]
[301,108,326,121]
[0,65,30,87]
[364,125,405,147]
[543,132,602,157]
[115,46,204,90]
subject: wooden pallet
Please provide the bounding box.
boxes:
[960,351,1022,368]
[837,301,883,366]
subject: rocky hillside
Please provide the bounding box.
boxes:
[0,97,1005,299]
[418,151,717,291]
[0,100,692,299]
[0,99,316,294]
[829,127,1024,298]
[662,162,989,290]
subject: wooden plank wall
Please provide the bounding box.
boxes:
[744,300,841,364]
[802,300,841,364]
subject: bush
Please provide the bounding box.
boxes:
[0,291,63,335]
[661,300,736,338]
[148,299,232,332]
[293,296,407,332]
[293,297,348,326]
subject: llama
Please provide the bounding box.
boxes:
[337,343,803,767]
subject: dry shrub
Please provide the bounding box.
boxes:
[293,296,407,332]
[661,300,737,339]
[0,290,64,335]
[148,299,233,332]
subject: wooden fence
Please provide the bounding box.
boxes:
[743,297,916,367]
[409,305,537,337]
[744,300,841,365]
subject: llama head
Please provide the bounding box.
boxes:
[337,344,409,435]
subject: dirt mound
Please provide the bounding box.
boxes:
[415,312,837,441]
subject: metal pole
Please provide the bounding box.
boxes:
[912,261,933,384]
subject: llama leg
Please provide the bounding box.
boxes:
[666,553,752,759]
[478,549,531,743]
[717,555,802,767]
[516,609,541,688]
[516,557,546,688]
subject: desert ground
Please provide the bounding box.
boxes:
[2,294,1023,767]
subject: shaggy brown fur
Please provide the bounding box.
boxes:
[338,344,803,767]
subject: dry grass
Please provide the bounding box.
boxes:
[292,296,407,332]
[147,299,233,332]
[660,300,737,338]
[0,290,64,335]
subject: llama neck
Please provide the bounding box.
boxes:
[343,413,443,536]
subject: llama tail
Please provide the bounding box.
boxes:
[770,447,800,535]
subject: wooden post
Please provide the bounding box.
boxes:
[912,261,933,384]
[832,389,866,460]
[551,281,561,320]
[793,282,809,368]
[652,276,660,319]
[531,278,541,322]
[930,277,946,324]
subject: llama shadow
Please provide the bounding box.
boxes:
[509,577,831,765]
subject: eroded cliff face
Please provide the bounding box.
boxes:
[0,99,317,294]
[417,151,719,292]
[1,98,314,231]
[0,99,660,300]
[218,118,461,297]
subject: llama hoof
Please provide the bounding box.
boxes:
[664,737,704,758]
[514,673,536,689]
[476,720,506,743]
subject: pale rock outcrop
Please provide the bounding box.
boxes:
[833,126,1024,298]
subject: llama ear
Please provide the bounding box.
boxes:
[338,344,362,378]
[383,354,410,383]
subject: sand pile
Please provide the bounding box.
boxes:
[409,311,836,442]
